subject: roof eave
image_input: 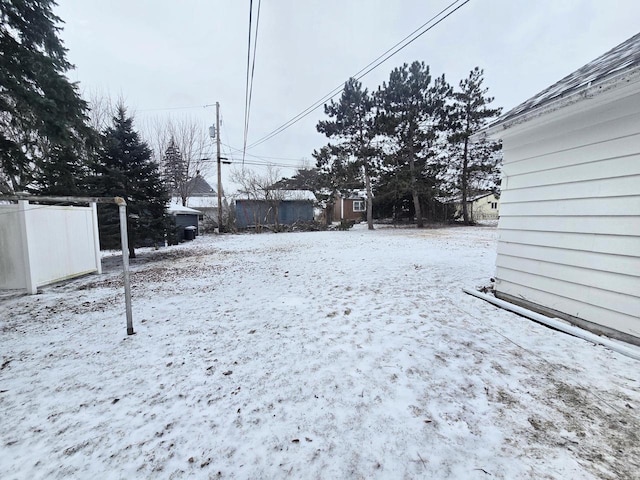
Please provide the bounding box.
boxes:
[482,65,640,139]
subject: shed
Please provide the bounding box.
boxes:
[484,33,640,345]
[167,202,201,242]
[332,192,366,222]
[235,190,315,229]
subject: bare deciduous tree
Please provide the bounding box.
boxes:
[84,89,114,133]
[145,116,212,206]
[231,166,284,231]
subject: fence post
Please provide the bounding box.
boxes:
[90,202,102,274]
[115,197,134,335]
[17,200,37,294]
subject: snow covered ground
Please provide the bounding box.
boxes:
[1,224,639,479]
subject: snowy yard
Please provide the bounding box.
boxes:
[1,224,638,480]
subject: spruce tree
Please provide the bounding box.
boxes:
[446,68,502,224]
[0,0,93,194]
[93,105,169,258]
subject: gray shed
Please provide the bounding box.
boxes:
[235,190,315,229]
[168,203,201,242]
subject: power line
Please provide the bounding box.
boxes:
[242,0,262,165]
[242,0,254,165]
[200,153,298,170]
[243,0,262,165]
[137,103,216,112]
[246,0,471,150]
[223,142,304,163]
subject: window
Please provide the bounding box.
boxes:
[353,200,365,212]
[490,202,498,209]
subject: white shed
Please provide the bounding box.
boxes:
[485,33,640,345]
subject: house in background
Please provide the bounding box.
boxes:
[235,190,316,229]
[484,32,640,345]
[331,192,366,223]
[445,191,500,222]
[172,174,226,232]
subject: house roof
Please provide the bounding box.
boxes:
[489,32,640,131]
[439,191,497,204]
[179,175,217,196]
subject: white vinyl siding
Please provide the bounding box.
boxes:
[495,85,640,340]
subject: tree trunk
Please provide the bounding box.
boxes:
[127,228,136,259]
[408,148,423,228]
[364,165,374,230]
[461,136,470,225]
[326,199,334,225]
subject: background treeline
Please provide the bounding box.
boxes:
[280,62,502,227]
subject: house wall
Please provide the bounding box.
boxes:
[0,203,100,293]
[454,193,501,221]
[471,194,500,220]
[494,84,640,343]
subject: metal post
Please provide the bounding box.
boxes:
[90,202,102,274]
[216,101,223,233]
[17,200,37,294]
[115,197,134,335]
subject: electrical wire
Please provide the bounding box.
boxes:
[137,103,216,112]
[242,0,254,165]
[243,0,262,165]
[223,142,304,163]
[199,155,297,170]
[246,0,471,150]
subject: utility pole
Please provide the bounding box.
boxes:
[216,101,223,233]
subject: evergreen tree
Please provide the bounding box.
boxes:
[316,78,379,229]
[163,137,186,192]
[376,61,451,227]
[446,67,502,224]
[93,105,169,258]
[273,167,322,193]
[0,0,93,193]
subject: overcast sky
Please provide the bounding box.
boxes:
[57,0,640,191]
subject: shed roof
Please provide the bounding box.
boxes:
[167,202,201,215]
[237,190,316,202]
[490,32,640,129]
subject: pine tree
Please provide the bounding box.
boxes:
[316,78,379,229]
[0,0,93,194]
[377,61,451,227]
[93,105,169,258]
[446,67,502,224]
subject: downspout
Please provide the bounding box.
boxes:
[463,288,640,361]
